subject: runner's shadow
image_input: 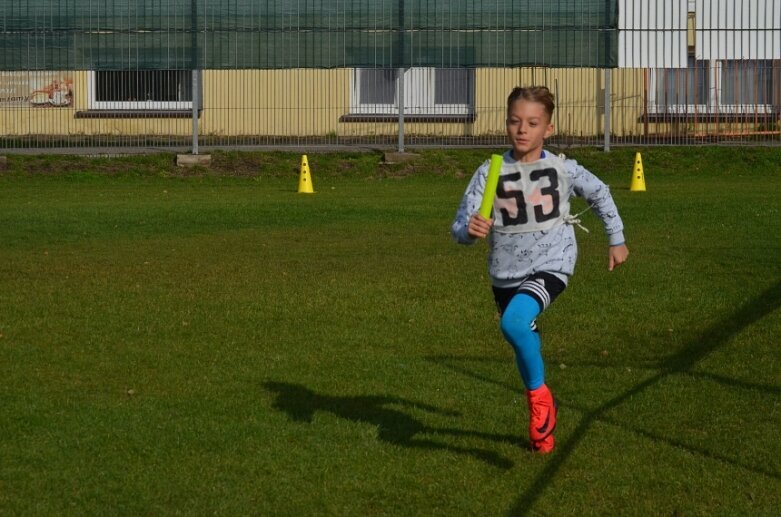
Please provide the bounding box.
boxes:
[263,381,521,469]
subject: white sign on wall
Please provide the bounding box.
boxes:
[0,71,73,107]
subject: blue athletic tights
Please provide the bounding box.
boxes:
[500,293,544,390]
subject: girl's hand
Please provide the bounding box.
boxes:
[468,213,493,239]
[608,244,629,271]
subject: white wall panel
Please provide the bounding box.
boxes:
[696,0,781,59]
[619,0,688,68]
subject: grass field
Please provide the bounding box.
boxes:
[0,147,779,515]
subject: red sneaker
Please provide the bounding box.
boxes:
[526,384,557,442]
[532,433,555,454]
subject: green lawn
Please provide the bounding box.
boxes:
[0,147,779,515]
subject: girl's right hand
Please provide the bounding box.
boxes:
[467,213,493,239]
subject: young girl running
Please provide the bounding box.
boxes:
[451,86,629,453]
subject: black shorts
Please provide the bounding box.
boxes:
[492,272,567,316]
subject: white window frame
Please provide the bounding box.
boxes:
[714,59,775,114]
[87,70,193,111]
[350,67,473,116]
[648,59,773,115]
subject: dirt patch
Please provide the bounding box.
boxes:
[209,152,268,176]
[3,149,484,179]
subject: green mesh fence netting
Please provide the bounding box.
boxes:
[0,0,617,70]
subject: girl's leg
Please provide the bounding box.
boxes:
[499,293,544,390]
[494,274,566,453]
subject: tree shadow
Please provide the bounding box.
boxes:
[425,355,518,393]
[425,279,781,513]
[561,399,780,480]
[506,278,781,515]
[262,381,522,469]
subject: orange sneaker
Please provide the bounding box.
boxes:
[531,433,555,454]
[526,384,557,442]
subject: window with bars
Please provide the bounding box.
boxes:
[88,70,194,111]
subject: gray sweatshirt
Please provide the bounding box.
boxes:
[451,150,625,288]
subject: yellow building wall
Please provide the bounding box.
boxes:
[198,67,644,140]
[4,67,768,142]
[0,71,82,138]
[201,69,473,138]
[473,67,647,139]
[0,71,194,139]
[201,69,347,137]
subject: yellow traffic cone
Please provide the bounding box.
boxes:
[298,155,314,194]
[630,152,646,192]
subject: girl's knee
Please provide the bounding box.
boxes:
[500,308,534,342]
[499,294,540,343]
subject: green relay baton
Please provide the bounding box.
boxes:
[478,154,504,219]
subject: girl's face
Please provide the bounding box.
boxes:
[505,99,554,162]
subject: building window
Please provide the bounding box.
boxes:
[650,58,775,115]
[88,70,193,111]
[350,67,474,116]
[719,60,773,109]
[650,56,709,114]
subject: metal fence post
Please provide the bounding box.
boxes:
[192,70,199,155]
[191,0,199,155]
[397,0,405,153]
[603,68,611,152]
[398,69,405,153]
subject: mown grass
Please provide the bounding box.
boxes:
[0,147,779,515]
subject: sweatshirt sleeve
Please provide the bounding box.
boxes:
[567,159,626,246]
[451,160,490,245]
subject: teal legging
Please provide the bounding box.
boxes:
[499,293,544,390]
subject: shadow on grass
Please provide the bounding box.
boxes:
[508,279,781,515]
[429,279,781,515]
[561,363,781,397]
[425,356,519,394]
[262,381,522,469]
